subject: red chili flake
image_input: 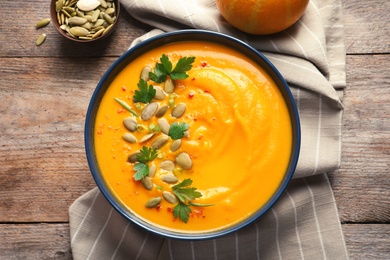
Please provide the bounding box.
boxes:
[97,130,103,135]
[204,89,210,93]
[167,207,173,213]
[117,108,124,113]
[156,205,162,212]
[122,86,127,91]
[197,135,203,140]
[201,61,207,67]
[188,92,195,98]
[191,77,196,81]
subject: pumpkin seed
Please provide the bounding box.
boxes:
[170,139,182,152]
[60,13,65,25]
[153,86,165,100]
[36,33,47,46]
[92,25,105,31]
[81,22,92,30]
[171,103,186,118]
[141,177,153,190]
[69,26,89,36]
[151,135,169,149]
[155,104,168,118]
[91,9,100,23]
[163,191,178,204]
[183,130,190,138]
[100,0,108,8]
[164,78,175,93]
[148,163,156,178]
[92,19,105,28]
[68,16,87,26]
[56,12,62,25]
[162,174,179,184]
[76,9,85,18]
[56,0,64,12]
[157,118,170,135]
[159,160,175,171]
[175,152,192,170]
[122,133,137,143]
[140,66,152,82]
[77,0,101,12]
[61,9,72,18]
[145,197,161,208]
[92,28,105,39]
[123,117,137,132]
[102,12,114,24]
[79,36,94,40]
[63,6,75,14]
[139,133,155,143]
[141,102,158,121]
[102,24,113,35]
[36,18,50,28]
[128,151,141,163]
[84,15,93,22]
[105,7,115,15]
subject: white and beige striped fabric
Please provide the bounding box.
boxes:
[69,0,349,259]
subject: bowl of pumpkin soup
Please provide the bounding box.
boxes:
[85,30,300,240]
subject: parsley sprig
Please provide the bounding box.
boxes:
[172,179,214,223]
[137,146,158,163]
[133,79,156,103]
[172,179,202,203]
[133,146,158,181]
[149,54,195,83]
[168,122,189,140]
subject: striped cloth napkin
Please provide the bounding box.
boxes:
[69,0,349,259]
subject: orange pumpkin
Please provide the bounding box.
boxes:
[214,0,310,35]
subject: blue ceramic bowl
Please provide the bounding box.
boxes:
[85,30,300,240]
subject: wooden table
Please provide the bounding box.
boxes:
[1,0,389,259]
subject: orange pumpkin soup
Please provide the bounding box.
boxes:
[94,41,292,233]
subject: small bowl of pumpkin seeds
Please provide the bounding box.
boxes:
[50,0,120,43]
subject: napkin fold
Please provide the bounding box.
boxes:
[69,0,349,259]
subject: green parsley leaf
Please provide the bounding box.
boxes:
[133,162,149,181]
[172,178,202,202]
[137,146,158,163]
[170,56,196,80]
[172,178,193,189]
[160,54,172,74]
[149,54,195,83]
[173,187,202,202]
[170,179,214,223]
[149,63,168,83]
[133,79,156,103]
[168,122,189,140]
[173,203,191,223]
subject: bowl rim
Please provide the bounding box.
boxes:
[85,29,301,240]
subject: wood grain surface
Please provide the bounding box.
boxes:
[0,0,389,259]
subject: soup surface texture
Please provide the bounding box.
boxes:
[94,41,292,233]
